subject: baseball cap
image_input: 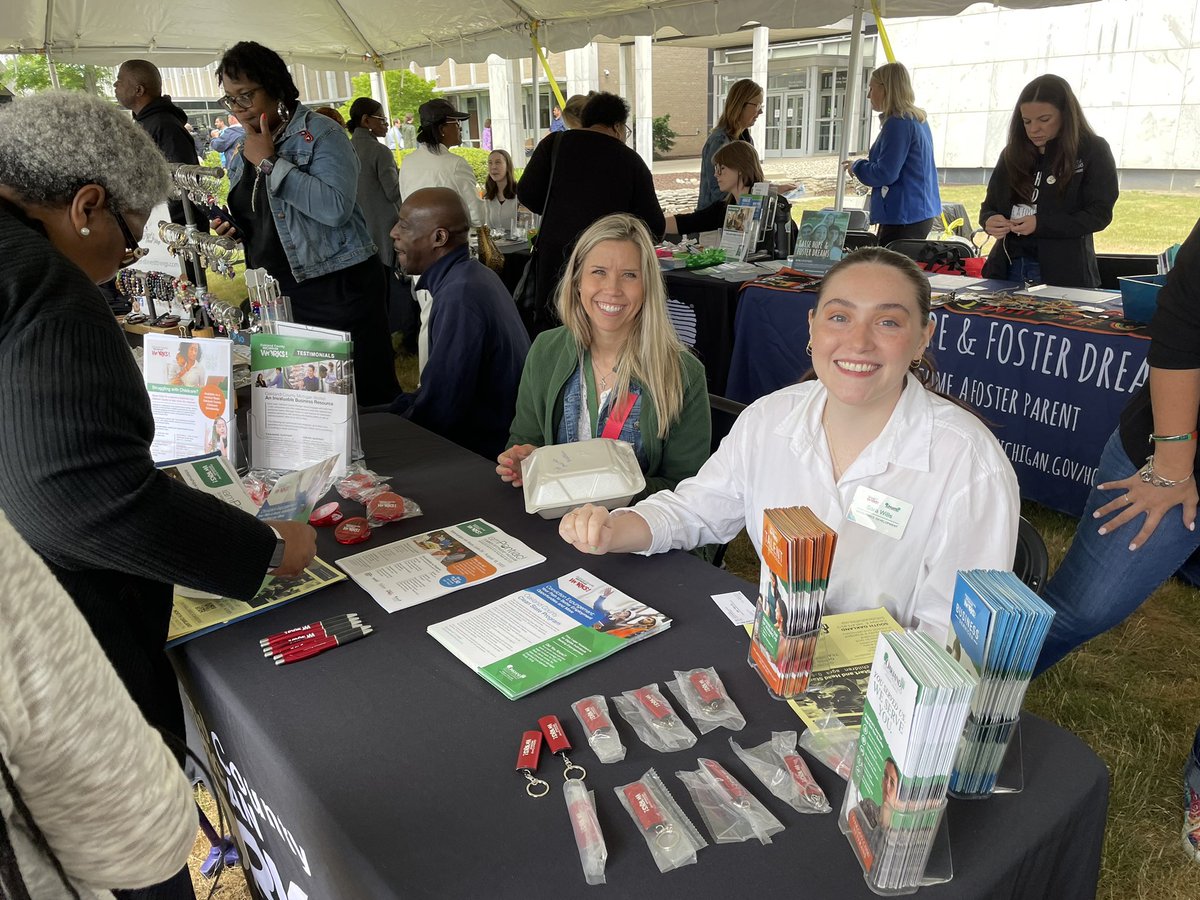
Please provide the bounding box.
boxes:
[419,99,469,128]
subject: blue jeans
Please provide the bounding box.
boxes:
[1007,256,1043,284]
[1036,430,1200,675]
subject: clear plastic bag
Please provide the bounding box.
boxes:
[571,695,626,764]
[614,768,707,872]
[730,731,831,814]
[335,466,391,501]
[675,759,784,845]
[363,491,423,527]
[667,667,746,734]
[797,714,858,782]
[612,684,697,752]
[564,779,607,885]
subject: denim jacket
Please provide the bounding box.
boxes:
[556,367,648,469]
[226,103,376,281]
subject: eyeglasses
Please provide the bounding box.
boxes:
[110,206,147,269]
[369,114,388,123]
[218,86,262,112]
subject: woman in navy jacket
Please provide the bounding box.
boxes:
[980,74,1118,288]
[846,63,942,247]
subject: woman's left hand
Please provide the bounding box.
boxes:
[1092,471,1198,550]
[242,113,276,167]
[841,160,855,176]
[1009,215,1037,236]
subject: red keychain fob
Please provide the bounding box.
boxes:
[689,671,724,710]
[703,759,751,807]
[633,687,676,726]
[623,782,679,849]
[539,715,586,781]
[515,731,549,798]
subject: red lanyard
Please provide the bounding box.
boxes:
[600,391,636,440]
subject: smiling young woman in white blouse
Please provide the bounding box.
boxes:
[559,247,1020,642]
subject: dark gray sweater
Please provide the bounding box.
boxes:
[0,200,276,740]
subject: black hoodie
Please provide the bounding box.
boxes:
[133,95,199,167]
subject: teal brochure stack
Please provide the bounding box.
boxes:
[945,570,1055,798]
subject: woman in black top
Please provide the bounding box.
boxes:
[665,141,765,236]
[980,74,1118,288]
[517,92,665,335]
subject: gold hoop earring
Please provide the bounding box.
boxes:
[910,357,923,370]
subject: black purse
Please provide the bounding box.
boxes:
[512,132,563,326]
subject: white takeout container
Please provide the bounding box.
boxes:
[522,438,646,519]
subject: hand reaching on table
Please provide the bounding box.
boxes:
[558,504,653,555]
[264,519,317,577]
[496,444,536,487]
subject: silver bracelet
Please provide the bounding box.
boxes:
[1139,456,1195,488]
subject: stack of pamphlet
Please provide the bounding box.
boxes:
[945,570,1055,798]
[841,631,976,894]
[748,507,837,699]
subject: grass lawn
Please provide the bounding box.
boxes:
[792,185,1198,255]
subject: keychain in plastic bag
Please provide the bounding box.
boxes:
[730,732,831,814]
[612,684,697,752]
[675,759,784,845]
[364,491,423,527]
[571,695,626,764]
[614,768,707,872]
[335,467,391,502]
[515,730,550,798]
[797,713,858,781]
[667,667,746,734]
[539,715,586,782]
[564,779,607,885]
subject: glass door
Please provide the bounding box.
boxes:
[781,90,807,155]
[764,94,784,156]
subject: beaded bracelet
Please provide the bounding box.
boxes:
[1150,430,1198,442]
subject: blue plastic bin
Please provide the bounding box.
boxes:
[1119,273,1167,323]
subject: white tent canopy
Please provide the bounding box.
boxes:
[2,0,1092,70]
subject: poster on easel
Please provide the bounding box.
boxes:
[250,333,354,475]
[143,335,237,466]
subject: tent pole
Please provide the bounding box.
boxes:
[532,40,540,145]
[836,0,866,211]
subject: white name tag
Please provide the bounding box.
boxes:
[846,486,913,540]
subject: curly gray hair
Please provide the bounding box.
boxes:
[0,90,171,213]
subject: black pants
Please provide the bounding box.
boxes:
[114,866,195,900]
[876,218,937,249]
[386,264,420,354]
[288,258,400,406]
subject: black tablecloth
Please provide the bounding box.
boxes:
[661,268,743,395]
[174,416,1108,899]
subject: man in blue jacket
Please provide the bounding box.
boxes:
[389,188,530,458]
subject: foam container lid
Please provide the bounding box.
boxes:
[522,438,646,519]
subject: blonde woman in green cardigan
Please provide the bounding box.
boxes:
[496,213,711,499]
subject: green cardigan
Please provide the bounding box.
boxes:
[506,327,712,498]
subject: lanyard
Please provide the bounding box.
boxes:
[600,391,636,440]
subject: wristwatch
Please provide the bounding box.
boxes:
[268,525,286,569]
[257,155,278,176]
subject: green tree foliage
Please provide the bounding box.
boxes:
[652,114,677,159]
[0,54,113,95]
[338,69,440,126]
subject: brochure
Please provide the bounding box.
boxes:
[840,631,975,892]
[336,519,546,613]
[784,607,904,732]
[427,568,671,699]
[270,320,363,462]
[250,332,354,476]
[167,558,346,647]
[162,453,343,645]
[143,334,236,466]
[790,209,852,274]
[718,205,755,261]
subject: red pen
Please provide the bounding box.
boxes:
[259,614,358,648]
[261,617,363,656]
[273,626,373,665]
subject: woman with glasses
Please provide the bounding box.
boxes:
[347,96,403,292]
[517,92,665,336]
[843,63,942,248]
[0,90,318,900]
[698,79,764,209]
[210,41,398,405]
[665,141,769,237]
